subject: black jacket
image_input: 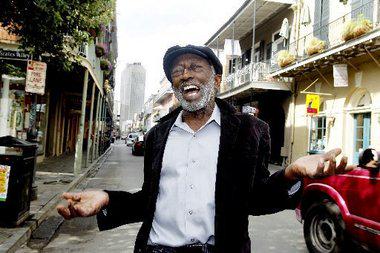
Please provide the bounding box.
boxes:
[97,98,301,253]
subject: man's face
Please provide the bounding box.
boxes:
[170,54,220,112]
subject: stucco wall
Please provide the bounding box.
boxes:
[292,58,380,163]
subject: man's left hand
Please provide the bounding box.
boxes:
[284,148,357,182]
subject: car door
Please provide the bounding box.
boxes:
[338,168,380,249]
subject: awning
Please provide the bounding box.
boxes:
[205,0,295,49]
[218,80,291,100]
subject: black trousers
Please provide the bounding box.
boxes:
[145,244,214,253]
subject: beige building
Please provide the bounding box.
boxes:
[271,0,380,164]
[207,0,380,165]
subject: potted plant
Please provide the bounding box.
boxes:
[342,14,372,41]
[277,50,296,68]
[306,37,326,56]
[100,59,111,71]
[95,44,106,57]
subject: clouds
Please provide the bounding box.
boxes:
[115,0,245,101]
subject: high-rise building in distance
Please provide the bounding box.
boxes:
[119,63,146,131]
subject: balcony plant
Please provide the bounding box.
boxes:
[342,14,373,41]
[277,50,295,68]
[306,37,326,56]
[100,59,111,71]
[95,43,106,57]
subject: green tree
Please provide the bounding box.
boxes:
[0,0,114,70]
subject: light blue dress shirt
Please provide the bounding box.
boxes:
[148,105,221,247]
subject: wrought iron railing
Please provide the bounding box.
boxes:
[271,0,376,72]
[222,61,272,92]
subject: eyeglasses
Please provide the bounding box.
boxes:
[171,64,207,78]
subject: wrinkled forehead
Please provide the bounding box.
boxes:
[171,53,211,68]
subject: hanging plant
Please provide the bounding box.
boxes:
[342,14,373,41]
[100,59,111,71]
[306,37,326,56]
[277,50,295,68]
[95,44,106,57]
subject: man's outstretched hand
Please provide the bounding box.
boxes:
[57,190,109,220]
[285,148,357,182]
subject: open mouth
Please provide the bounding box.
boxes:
[181,85,200,100]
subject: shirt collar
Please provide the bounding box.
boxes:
[172,104,221,131]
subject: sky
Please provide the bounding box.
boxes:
[115,0,246,102]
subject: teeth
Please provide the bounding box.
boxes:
[183,85,198,91]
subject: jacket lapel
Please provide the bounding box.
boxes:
[214,99,241,212]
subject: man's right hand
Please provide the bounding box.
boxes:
[56,190,109,220]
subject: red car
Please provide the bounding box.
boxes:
[296,149,380,253]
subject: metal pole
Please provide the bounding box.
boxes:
[100,99,107,155]
[86,82,96,167]
[232,21,235,88]
[74,70,89,175]
[92,91,101,162]
[95,96,104,159]
[216,37,220,58]
[250,0,257,63]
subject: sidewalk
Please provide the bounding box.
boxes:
[0,147,112,253]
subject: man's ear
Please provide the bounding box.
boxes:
[214,74,222,89]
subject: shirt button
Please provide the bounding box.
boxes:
[188,210,193,215]
[189,184,194,189]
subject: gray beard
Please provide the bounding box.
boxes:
[173,75,216,112]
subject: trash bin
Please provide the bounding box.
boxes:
[0,136,38,227]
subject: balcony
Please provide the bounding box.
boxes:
[223,61,271,91]
[271,0,380,77]
[77,41,104,92]
[220,60,291,99]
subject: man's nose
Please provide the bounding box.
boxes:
[180,68,193,80]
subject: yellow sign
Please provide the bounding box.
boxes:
[0,165,11,202]
[306,94,320,115]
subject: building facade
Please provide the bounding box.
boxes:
[206,0,380,165]
[119,63,146,132]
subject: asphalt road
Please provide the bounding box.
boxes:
[17,140,308,253]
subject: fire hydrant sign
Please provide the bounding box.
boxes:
[0,165,11,202]
[25,60,47,95]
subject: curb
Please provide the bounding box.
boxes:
[0,146,113,253]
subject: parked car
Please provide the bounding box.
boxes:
[132,135,144,156]
[296,149,380,253]
[126,132,140,146]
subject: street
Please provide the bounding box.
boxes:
[17,140,308,253]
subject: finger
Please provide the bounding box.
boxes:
[345,164,357,172]
[62,192,81,202]
[335,156,348,174]
[311,159,325,178]
[57,204,72,220]
[67,200,78,218]
[325,148,342,158]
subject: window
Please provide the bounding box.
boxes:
[309,116,327,153]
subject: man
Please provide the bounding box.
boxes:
[58,45,354,253]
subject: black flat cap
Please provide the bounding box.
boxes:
[163,44,223,82]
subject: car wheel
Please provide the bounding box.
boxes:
[304,201,346,253]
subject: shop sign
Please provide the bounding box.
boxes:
[0,165,11,202]
[333,64,348,87]
[0,49,29,60]
[306,94,320,115]
[25,60,47,95]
